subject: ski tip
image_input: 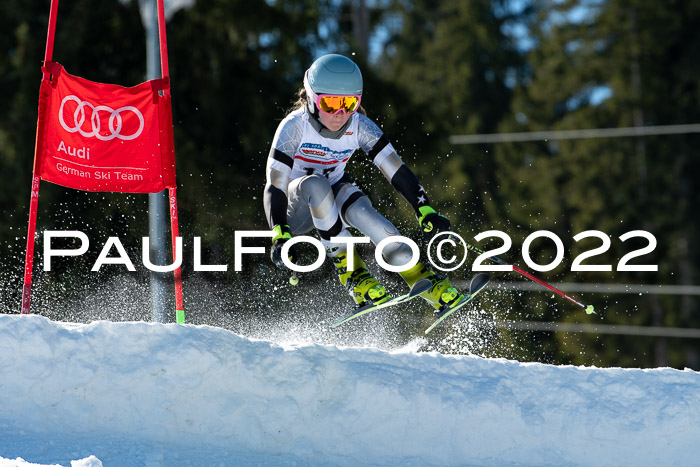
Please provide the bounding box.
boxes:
[469,273,491,293]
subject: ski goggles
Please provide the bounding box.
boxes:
[315,94,362,115]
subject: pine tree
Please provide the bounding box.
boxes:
[496,0,700,368]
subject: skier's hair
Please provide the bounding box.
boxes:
[288,87,367,117]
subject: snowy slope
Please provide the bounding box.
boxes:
[0,314,698,466]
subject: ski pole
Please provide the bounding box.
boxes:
[462,242,596,314]
[289,272,299,286]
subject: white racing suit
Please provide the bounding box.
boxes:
[263,108,431,268]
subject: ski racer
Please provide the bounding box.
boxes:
[263,53,463,312]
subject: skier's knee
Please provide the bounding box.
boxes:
[299,174,332,199]
[381,241,415,268]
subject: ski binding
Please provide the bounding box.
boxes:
[424,273,490,334]
[331,278,433,327]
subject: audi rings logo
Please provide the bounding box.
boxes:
[58,95,145,141]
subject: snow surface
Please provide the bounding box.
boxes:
[0,314,698,466]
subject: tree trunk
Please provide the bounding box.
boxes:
[351,0,370,57]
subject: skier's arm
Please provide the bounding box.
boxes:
[263,116,301,229]
[264,150,292,229]
[264,162,298,269]
[358,117,429,215]
[358,115,451,238]
[374,138,429,214]
[264,116,303,269]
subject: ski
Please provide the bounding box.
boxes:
[424,273,491,334]
[331,278,433,328]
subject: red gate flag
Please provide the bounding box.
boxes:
[23,0,184,322]
[34,61,176,193]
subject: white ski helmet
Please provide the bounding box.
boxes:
[303,54,363,114]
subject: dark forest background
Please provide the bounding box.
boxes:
[1,0,698,369]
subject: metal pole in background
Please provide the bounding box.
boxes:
[448,123,700,145]
[140,0,168,323]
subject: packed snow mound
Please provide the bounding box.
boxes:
[0,314,698,466]
[0,455,101,467]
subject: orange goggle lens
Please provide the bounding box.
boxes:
[317,95,361,115]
